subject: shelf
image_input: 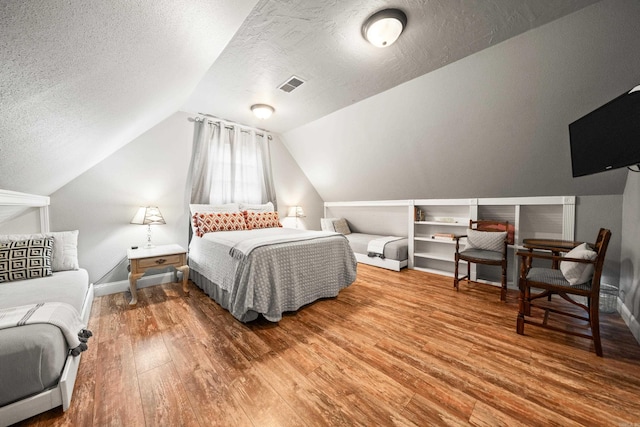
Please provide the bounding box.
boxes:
[415,221,469,227]
[414,236,462,244]
[414,252,467,263]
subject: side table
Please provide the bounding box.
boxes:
[127,244,189,305]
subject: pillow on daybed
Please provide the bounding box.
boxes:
[244,211,282,230]
[332,218,351,235]
[465,229,507,253]
[321,218,339,232]
[193,212,247,236]
[0,237,54,283]
[560,242,597,285]
[0,230,79,272]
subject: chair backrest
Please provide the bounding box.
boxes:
[469,220,515,245]
[589,228,612,293]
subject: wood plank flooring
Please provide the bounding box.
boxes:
[15,265,640,426]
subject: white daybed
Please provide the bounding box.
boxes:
[321,217,408,272]
[0,190,94,427]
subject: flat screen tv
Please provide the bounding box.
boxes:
[569,85,640,177]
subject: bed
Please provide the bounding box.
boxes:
[321,217,408,271]
[0,190,94,427]
[188,204,357,322]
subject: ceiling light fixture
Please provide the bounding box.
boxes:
[362,8,407,48]
[251,104,275,119]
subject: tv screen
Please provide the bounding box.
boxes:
[569,85,640,177]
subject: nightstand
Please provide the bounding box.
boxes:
[127,244,189,305]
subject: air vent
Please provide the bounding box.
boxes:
[278,76,305,93]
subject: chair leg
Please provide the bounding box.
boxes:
[454,255,459,291]
[500,261,507,302]
[590,297,603,357]
[517,285,526,335]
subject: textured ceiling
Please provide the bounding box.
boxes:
[182,0,600,133]
[0,0,258,196]
[0,0,601,197]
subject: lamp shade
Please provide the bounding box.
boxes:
[362,9,407,48]
[130,206,166,225]
[287,206,305,218]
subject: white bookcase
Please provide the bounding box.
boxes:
[408,196,575,288]
[409,199,474,276]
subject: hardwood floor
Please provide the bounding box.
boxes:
[15,265,640,426]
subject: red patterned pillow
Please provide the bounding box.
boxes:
[244,211,282,230]
[193,212,247,236]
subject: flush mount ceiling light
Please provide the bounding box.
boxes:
[362,8,407,48]
[251,104,275,119]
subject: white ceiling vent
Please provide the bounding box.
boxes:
[278,76,305,93]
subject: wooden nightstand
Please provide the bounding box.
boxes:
[127,244,189,305]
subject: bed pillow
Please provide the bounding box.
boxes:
[466,229,506,252]
[193,212,247,237]
[0,230,79,271]
[244,211,282,230]
[560,242,597,285]
[189,203,241,231]
[321,218,339,232]
[0,237,54,283]
[332,218,351,235]
[239,202,274,213]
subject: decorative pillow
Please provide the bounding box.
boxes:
[0,237,53,283]
[321,218,339,232]
[0,230,79,271]
[193,212,247,237]
[560,242,597,285]
[244,211,282,230]
[466,229,507,252]
[239,202,275,213]
[332,218,351,235]
[189,203,240,231]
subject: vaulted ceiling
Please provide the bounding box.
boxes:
[0,0,608,197]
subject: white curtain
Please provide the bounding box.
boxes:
[188,118,277,209]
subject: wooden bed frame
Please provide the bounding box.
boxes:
[0,189,94,427]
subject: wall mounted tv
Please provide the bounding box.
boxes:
[569,84,640,177]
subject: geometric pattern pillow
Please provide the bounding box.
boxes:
[0,237,53,283]
[244,211,282,230]
[465,229,507,253]
[560,242,597,285]
[193,212,247,237]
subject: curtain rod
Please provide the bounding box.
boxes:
[191,116,272,140]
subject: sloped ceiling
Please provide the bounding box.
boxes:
[0,0,258,196]
[183,0,600,133]
[0,0,617,201]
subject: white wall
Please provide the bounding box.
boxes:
[620,171,640,342]
[282,0,640,202]
[47,111,320,284]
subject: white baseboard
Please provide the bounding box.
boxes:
[618,297,640,346]
[94,271,183,297]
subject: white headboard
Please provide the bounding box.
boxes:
[0,189,50,232]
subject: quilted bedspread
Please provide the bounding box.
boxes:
[188,228,357,322]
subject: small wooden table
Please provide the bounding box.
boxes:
[521,238,579,269]
[127,244,189,305]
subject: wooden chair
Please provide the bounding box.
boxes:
[454,220,514,301]
[516,228,611,356]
